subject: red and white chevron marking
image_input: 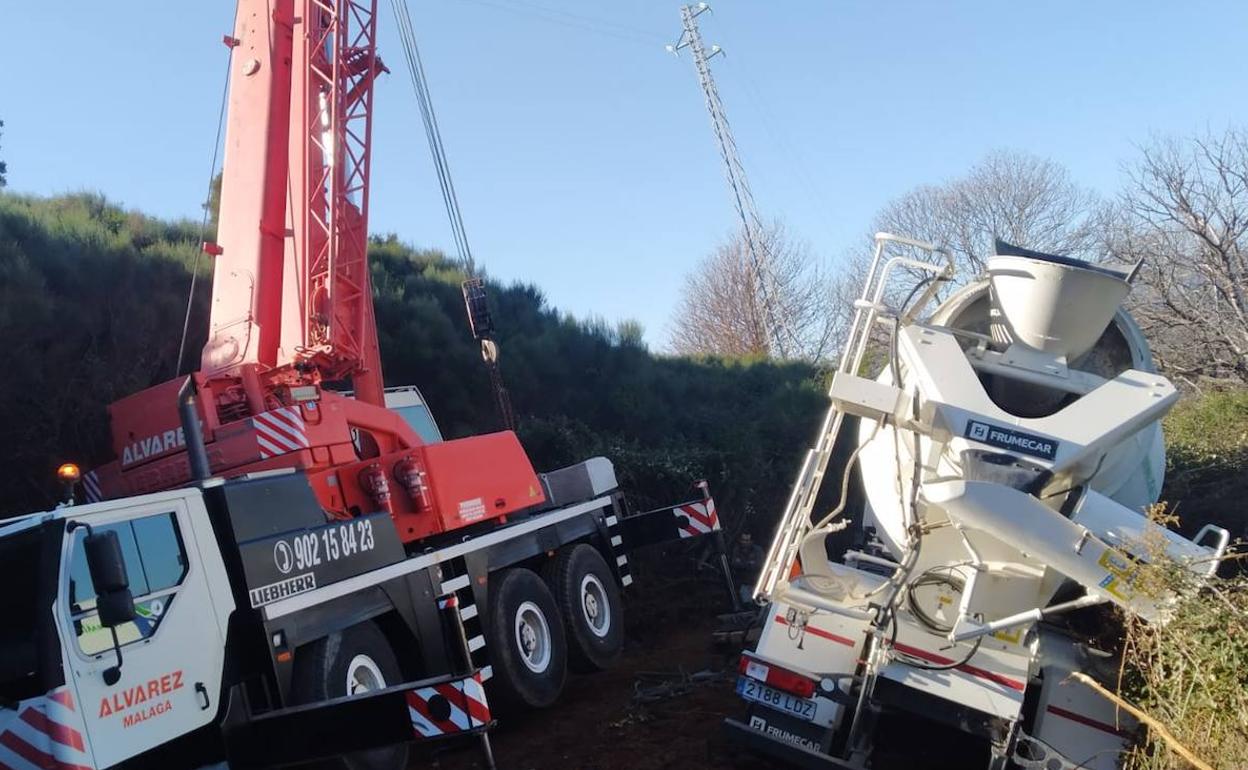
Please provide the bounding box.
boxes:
[0,688,95,770]
[407,673,490,739]
[676,499,720,538]
[82,471,103,504]
[252,407,310,460]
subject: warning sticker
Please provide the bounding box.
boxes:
[458,497,487,523]
[1097,548,1139,601]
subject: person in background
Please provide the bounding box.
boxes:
[729,531,763,605]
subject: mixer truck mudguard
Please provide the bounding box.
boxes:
[727,235,1230,770]
[0,447,730,769]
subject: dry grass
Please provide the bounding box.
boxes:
[1118,508,1248,770]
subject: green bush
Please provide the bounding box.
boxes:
[1118,390,1248,769]
[0,192,825,541]
[1162,389,1248,539]
[1120,521,1248,769]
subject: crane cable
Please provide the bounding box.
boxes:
[389,0,476,277]
[389,2,519,431]
[175,8,238,377]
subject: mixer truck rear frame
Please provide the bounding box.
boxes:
[725,234,1230,770]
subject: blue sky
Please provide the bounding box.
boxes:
[4,1,1247,348]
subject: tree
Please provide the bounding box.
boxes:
[205,171,222,233]
[615,319,646,349]
[1108,128,1248,384]
[870,150,1102,281]
[669,222,840,360]
[0,119,7,188]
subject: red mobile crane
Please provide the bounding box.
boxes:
[91,0,543,544]
[2,1,748,763]
[0,4,743,767]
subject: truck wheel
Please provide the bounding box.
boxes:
[290,621,410,770]
[485,568,567,710]
[545,544,624,672]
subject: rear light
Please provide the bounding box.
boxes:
[738,654,816,699]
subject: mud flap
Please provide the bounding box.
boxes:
[723,716,861,770]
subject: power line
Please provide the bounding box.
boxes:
[455,0,666,47]
[733,66,840,246]
[487,0,666,42]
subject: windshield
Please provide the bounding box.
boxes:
[0,521,63,702]
[393,403,443,443]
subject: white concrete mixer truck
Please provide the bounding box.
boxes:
[725,234,1230,770]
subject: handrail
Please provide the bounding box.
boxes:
[753,234,951,603]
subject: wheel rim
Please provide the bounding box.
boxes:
[514,600,552,673]
[346,653,386,696]
[580,573,611,638]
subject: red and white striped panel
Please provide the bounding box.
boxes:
[407,673,490,739]
[82,471,103,504]
[676,499,720,538]
[0,688,95,770]
[252,407,310,460]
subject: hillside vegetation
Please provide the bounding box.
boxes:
[0,191,824,529]
[1161,388,1248,540]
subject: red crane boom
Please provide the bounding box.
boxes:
[93,0,545,544]
[202,0,382,404]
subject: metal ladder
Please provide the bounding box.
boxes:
[753,233,951,604]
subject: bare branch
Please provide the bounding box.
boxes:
[668,222,845,361]
[1110,127,1248,384]
[870,149,1102,283]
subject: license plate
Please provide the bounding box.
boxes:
[736,676,817,722]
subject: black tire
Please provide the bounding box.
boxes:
[485,568,567,711]
[544,544,624,672]
[290,621,410,770]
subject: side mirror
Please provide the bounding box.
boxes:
[79,528,135,685]
[84,530,137,627]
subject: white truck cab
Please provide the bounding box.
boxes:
[1,447,732,770]
[0,476,490,770]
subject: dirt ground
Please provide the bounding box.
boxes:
[425,572,760,770]
[406,559,990,770]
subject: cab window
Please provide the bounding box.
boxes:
[67,512,188,655]
[395,404,443,444]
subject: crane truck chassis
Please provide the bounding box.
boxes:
[0,385,733,769]
[724,235,1230,770]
